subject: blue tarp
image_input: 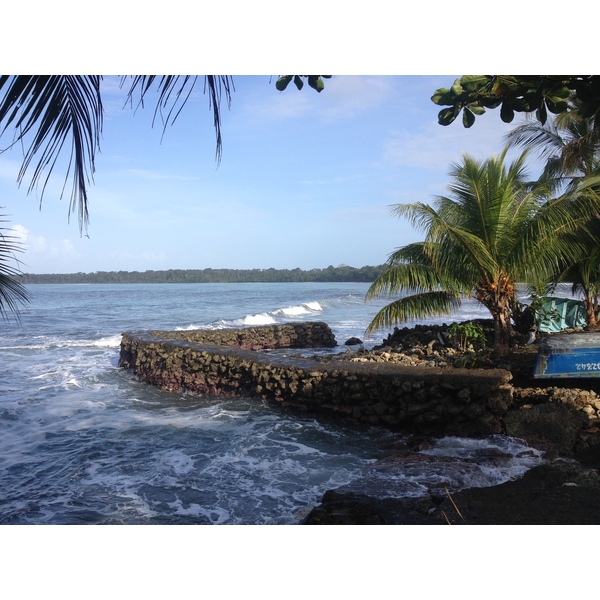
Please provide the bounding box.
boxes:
[535,296,587,333]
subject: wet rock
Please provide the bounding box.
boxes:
[302,490,438,525]
[304,461,600,525]
[504,403,588,455]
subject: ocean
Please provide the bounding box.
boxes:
[0,281,546,525]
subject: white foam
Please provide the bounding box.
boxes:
[184,300,325,331]
[1,334,122,351]
[278,306,311,317]
[275,302,323,317]
[304,301,322,311]
[239,313,276,325]
[156,449,195,475]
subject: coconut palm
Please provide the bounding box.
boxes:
[506,100,600,327]
[0,76,236,320]
[505,98,600,191]
[366,148,600,356]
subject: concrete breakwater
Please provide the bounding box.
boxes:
[119,322,514,437]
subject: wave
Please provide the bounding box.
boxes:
[178,301,325,331]
[0,334,122,352]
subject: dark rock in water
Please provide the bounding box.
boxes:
[439,461,600,525]
[302,490,439,525]
[345,337,363,346]
[504,403,588,456]
[303,461,600,525]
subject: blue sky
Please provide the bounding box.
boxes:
[1,75,546,275]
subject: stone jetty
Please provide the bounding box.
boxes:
[119,322,514,438]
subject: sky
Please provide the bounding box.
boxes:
[0,74,548,275]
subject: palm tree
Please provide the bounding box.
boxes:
[366,148,600,356]
[560,250,600,328]
[506,101,600,328]
[505,98,600,192]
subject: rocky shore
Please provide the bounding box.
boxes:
[302,458,600,524]
[304,321,600,525]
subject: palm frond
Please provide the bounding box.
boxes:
[0,76,103,233]
[505,120,564,163]
[367,241,473,298]
[0,213,28,321]
[122,75,235,164]
[366,291,462,334]
[515,188,600,281]
[366,262,451,300]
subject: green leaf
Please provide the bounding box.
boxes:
[466,102,486,115]
[308,76,325,92]
[451,79,463,96]
[438,106,459,126]
[549,85,571,99]
[462,107,475,128]
[431,87,453,106]
[500,101,515,123]
[481,97,502,109]
[459,75,491,92]
[536,101,548,124]
[275,76,293,91]
[545,95,569,114]
[293,76,304,91]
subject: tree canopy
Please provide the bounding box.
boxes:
[431,76,600,129]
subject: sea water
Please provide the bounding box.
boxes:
[0,282,545,524]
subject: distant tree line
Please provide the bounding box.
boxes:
[20,265,387,285]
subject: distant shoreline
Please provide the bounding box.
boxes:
[19,265,386,285]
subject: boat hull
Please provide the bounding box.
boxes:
[534,333,600,378]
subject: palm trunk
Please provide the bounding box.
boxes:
[492,300,512,357]
[585,293,599,329]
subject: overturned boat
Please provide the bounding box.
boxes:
[534,332,600,378]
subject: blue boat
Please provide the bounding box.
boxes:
[534,333,600,378]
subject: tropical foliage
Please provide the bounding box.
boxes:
[432,76,600,129]
[366,148,600,356]
[506,100,600,327]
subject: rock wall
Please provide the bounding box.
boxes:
[147,321,337,350]
[119,323,600,454]
[119,324,514,437]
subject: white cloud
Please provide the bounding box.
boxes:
[10,223,29,243]
[11,224,76,270]
[315,76,392,121]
